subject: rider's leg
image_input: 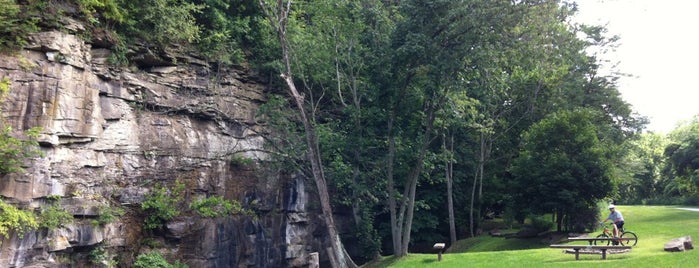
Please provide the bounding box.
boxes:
[612,223,619,237]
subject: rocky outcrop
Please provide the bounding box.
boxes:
[0,25,323,267]
[664,236,694,252]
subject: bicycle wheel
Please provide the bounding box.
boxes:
[594,234,611,245]
[620,231,638,246]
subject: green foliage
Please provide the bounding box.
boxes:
[0,199,38,238]
[140,237,162,248]
[106,41,129,66]
[134,252,188,268]
[528,215,553,233]
[0,77,10,96]
[39,197,74,229]
[510,109,613,231]
[141,181,185,229]
[0,0,39,53]
[229,155,254,167]
[616,133,668,204]
[193,0,254,64]
[0,126,43,175]
[190,196,242,218]
[77,0,124,24]
[115,0,202,46]
[92,204,124,226]
[664,117,699,195]
[0,79,44,175]
[88,244,118,267]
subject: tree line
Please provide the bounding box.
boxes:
[3,0,699,267]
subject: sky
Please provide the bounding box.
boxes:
[573,0,699,134]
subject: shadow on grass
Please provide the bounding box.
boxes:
[421,258,439,264]
[360,256,401,268]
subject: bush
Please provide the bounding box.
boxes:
[134,252,187,268]
[39,197,73,230]
[0,126,43,175]
[116,0,202,46]
[564,204,600,232]
[141,181,185,229]
[190,196,241,218]
[92,204,124,226]
[529,215,553,233]
[0,199,38,238]
[0,0,39,53]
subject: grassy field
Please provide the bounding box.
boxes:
[363,206,699,267]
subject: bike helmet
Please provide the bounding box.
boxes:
[608,204,615,209]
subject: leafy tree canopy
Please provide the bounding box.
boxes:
[511,109,613,231]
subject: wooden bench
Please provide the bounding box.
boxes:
[567,237,637,245]
[549,244,632,260]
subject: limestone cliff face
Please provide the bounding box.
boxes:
[0,27,321,267]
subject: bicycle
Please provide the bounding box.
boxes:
[594,222,638,246]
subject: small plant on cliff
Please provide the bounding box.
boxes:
[89,244,118,267]
[0,78,10,95]
[141,181,185,229]
[190,196,243,218]
[39,196,74,229]
[229,154,254,167]
[0,126,43,174]
[134,252,188,268]
[0,199,38,238]
[92,204,125,226]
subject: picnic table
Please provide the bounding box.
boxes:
[549,244,632,260]
[567,236,637,245]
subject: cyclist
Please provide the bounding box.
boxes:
[602,204,624,243]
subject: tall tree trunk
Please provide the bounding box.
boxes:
[259,1,356,267]
[469,132,484,237]
[445,133,456,245]
[387,111,401,257]
[470,130,493,237]
[398,102,437,256]
[556,210,564,232]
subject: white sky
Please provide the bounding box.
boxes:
[573,0,699,134]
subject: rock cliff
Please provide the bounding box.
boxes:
[0,24,323,267]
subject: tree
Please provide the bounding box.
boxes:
[380,0,498,256]
[511,109,613,231]
[257,1,356,267]
[616,132,668,203]
[664,116,699,195]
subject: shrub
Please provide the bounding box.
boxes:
[529,215,553,233]
[116,0,203,46]
[134,252,188,268]
[141,181,185,229]
[39,197,73,230]
[190,196,242,218]
[0,0,39,53]
[92,204,124,226]
[0,199,38,238]
[0,126,44,175]
[229,155,254,167]
[564,204,601,232]
[89,244,118,267]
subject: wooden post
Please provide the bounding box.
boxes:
[433,243,446,262]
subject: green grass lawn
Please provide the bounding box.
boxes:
[363,206,699,267]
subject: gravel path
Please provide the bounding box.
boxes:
[676,208,699,212]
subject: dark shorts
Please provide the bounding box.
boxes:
[614,221,624,230]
